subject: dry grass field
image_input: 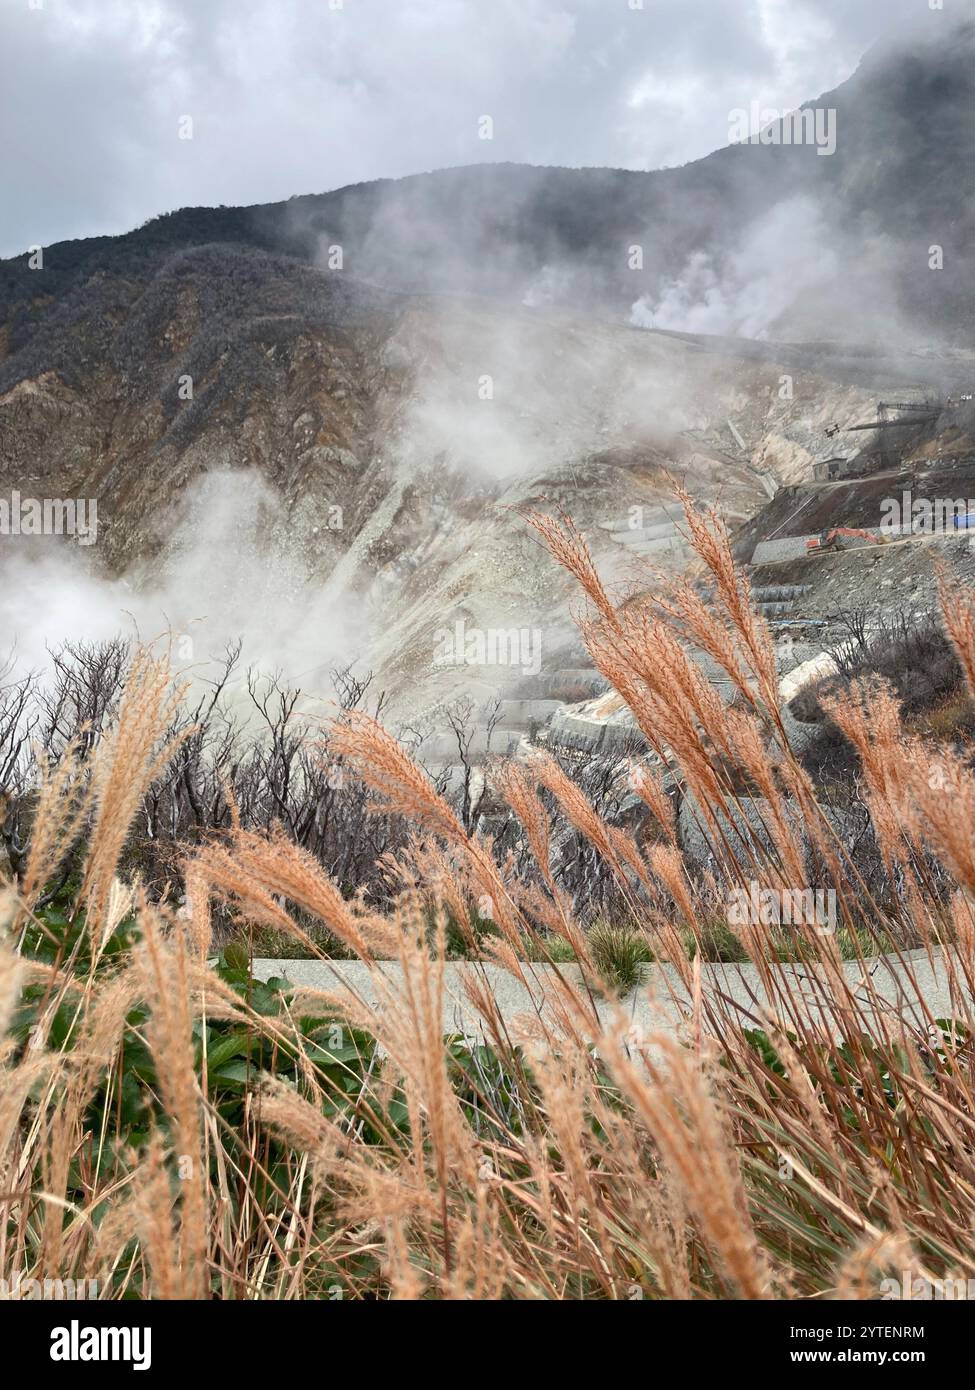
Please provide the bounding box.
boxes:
[3,499,975,1301]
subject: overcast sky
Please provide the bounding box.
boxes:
[0,0,936,257]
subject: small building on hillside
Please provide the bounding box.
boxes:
[812,455,853,482]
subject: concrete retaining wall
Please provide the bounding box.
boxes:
[422,729,522,764]
[497,699,562,728]
[751,535,816,564]
[634,536,689,555]
[600,509,680,536]
[549,705,647,753]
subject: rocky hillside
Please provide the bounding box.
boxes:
[1,20,974,726]
[0,225,900,715]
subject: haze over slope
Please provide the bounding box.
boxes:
[3,20,973,346]
[0,17,972,713]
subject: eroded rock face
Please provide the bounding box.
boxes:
[0,232,894,719]
[7,17,975,710]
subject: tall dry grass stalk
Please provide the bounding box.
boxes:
[2,510,975,1299]
[80,649,189,929]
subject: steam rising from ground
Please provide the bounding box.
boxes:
[380,301,716,484]
[631,197,837,340]
[7,19,966,697]
[0,472,359,694]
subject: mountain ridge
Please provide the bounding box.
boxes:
[3,20,974,346]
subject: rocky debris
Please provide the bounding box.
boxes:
[752,530,975,634]
[678,792,845,869]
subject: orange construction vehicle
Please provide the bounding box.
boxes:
[806,527,884,554]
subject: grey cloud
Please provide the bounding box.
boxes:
[0,0,937,257]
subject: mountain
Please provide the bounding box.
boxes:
[1,20,974,721]
[3,20,974,348]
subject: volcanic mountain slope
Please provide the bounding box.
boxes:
[0,231,891,717]
[0,247,393,573]
[3,19,974,717]
[2,18,974,348]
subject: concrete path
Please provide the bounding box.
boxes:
[251,948,969,1045]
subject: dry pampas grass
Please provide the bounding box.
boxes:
[2,504,975,1301]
